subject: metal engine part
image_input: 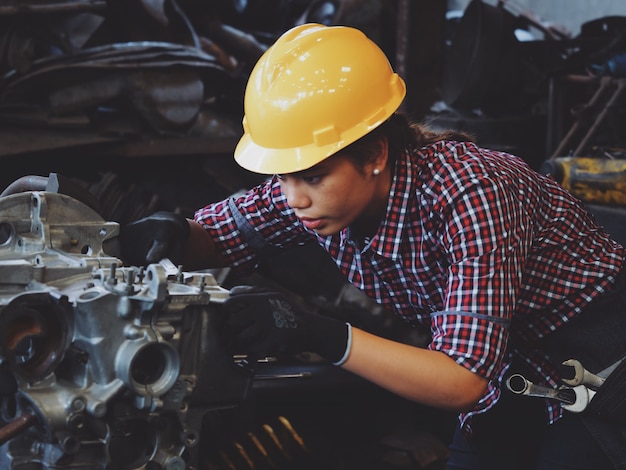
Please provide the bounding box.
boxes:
[0,190,251,469]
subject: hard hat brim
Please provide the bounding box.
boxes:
[234,90,406,175]
[235,132,344,175]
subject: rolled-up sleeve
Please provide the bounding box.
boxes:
[430,311,510,379]
[428,172,532,378]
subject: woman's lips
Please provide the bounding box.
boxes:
[300,217,324,230]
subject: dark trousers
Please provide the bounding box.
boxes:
[446,390,613,469]
[448,268,626,469]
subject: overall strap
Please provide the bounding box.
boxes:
[228,197,281,257]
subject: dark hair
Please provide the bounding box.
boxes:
[338,113,475,170]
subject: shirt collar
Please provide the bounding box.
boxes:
[338,151,414,259]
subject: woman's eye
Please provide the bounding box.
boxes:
[303,175,322,184]
[277,173,323,184]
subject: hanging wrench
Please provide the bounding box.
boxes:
[506,374,577,405]
[562,384,597,413]
[561,359,605,389]
[506,373,596,413]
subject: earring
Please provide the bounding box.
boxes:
[373,168,380,176]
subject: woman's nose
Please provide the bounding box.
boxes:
[282,180,310,209]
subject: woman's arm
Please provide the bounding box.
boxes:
[343,327,488,411]
[223,287,489,412]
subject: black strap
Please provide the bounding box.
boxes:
[228,197,281,257]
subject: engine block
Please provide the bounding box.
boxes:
[0,190,250,469]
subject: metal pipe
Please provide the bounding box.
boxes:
[550,76,614,159]
[0,175,48,197]
[573,78,626,156]
[0,412,38,446]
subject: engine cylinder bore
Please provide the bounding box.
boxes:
[116,339,180,397]
[0,293,70,381]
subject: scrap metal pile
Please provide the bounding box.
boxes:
[0,0,379,158]
[0,0,385,229]
[434,0,626,170]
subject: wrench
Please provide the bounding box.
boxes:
[561,359,605,389]
[506,374,577,405]
[506,373,596,413]
[562,384,597,413]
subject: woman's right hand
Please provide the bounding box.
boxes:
[119,211,190,267]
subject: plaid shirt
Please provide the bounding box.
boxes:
[195,141,625,432]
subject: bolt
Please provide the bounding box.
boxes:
[106,263,117,286]
[164,456,186,470]
[70,397,86,413]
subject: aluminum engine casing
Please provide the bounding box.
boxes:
[0,191,250,469]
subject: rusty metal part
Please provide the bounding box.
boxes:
[199,36,238,72]
[204,21,267,67]
[203,416,313,469]
[247,431,276,469]
[543,76,626,205]
[278,415,308,454]
[541,156,626,205]
[0,412,38,446]
[0,294,70,382]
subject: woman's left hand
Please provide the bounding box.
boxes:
[223,286,350,363]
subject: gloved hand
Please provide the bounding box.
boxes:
[119,211,190,266]
[223,286,351,364]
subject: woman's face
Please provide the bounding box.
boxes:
[278,151,389,237]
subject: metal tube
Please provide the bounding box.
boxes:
[0,412,38,446]
[573,78,626,156]
[550,76,613,159]
[0,175,48,197]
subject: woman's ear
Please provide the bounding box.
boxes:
[372,136,389,171]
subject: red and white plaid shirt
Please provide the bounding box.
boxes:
[195,141,625,432]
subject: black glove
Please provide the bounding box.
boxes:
[119,211,190,266]
[223,286,351,364]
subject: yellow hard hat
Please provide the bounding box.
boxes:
[234,23,406,174]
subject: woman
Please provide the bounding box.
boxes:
[121,23,626,469]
